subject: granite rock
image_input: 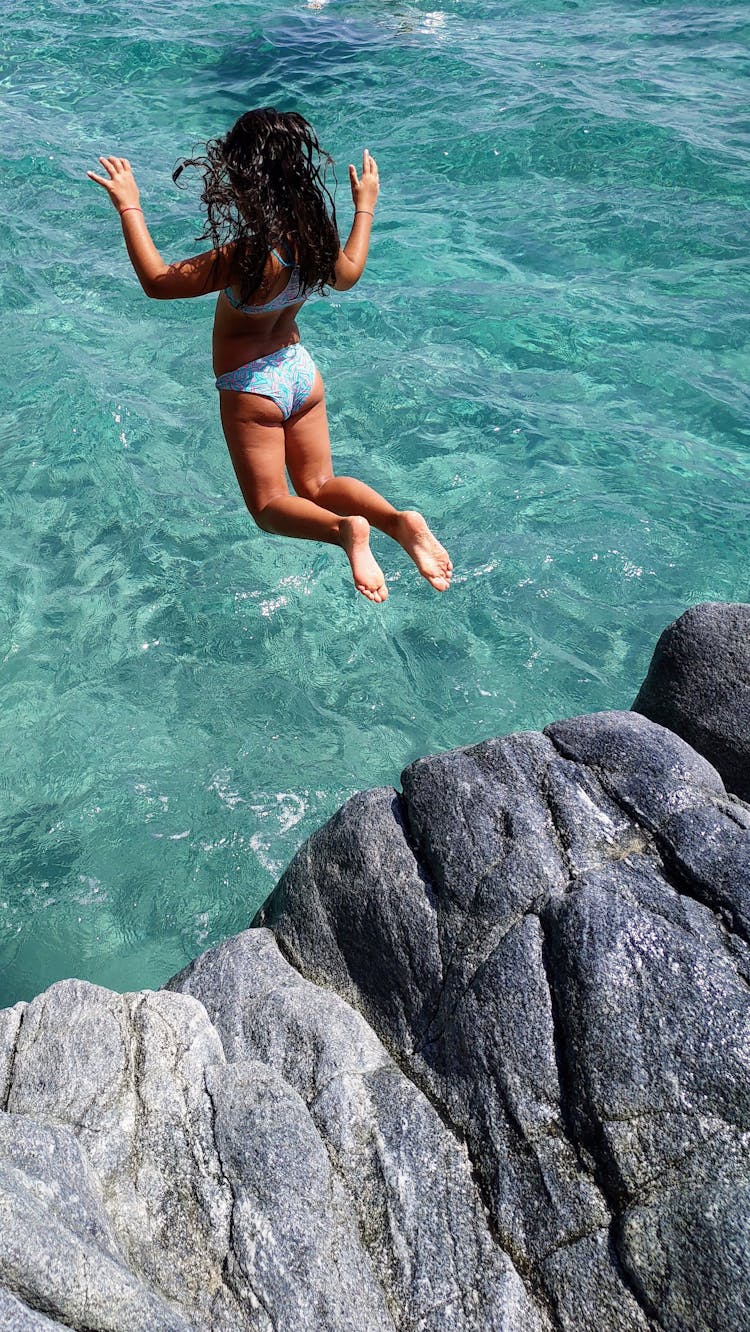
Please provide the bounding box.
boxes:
[257,709,750,1331]
[633,600,750,800]
[170,928,544,1331]
[0,954,546,1330]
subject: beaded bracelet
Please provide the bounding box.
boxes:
[355,209,375,217]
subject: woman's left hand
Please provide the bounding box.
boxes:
[87,156,141,214]
[349,149,379,213]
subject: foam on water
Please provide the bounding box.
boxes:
[2,0,749,1001]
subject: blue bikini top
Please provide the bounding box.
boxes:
[223,244,306,315]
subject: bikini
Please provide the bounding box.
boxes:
[215,246,316,420]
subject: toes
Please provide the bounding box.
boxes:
[428,571,451,591]
[356,582,388,602]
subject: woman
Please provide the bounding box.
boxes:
[88,108,452,602]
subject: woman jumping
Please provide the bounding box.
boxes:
[87,108,452,603]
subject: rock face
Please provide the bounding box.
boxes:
[633,601,750,801]
[0,948,543,1331]
[256,710,750,1332]
[1,606,750,1330]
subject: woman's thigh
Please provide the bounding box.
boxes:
[284,372,335,498]
[219,390,288,515]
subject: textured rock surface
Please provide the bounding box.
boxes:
[633,600,750,801]
[170,928,542,1330]
[0,950,546,1330]
[2,647,750,1329]
[257,710,750,1332]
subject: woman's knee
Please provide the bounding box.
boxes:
[250,500,284,532]
[293,472,334,502]
[250,507,271,532]
[246,492,287,531]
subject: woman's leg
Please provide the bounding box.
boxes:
[219,389,388,602]
[285,375,453,591]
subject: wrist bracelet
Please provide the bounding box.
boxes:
[119,206,143,217]
[355,209,375,217]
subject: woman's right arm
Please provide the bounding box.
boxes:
[88,155,234,299]
[333,149,379,291]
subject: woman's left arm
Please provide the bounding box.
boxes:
[87,155,232,299]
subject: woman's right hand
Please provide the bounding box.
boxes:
[349,149,379,213]
[87,155,141,214]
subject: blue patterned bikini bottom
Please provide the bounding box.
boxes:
[215,344,316,421]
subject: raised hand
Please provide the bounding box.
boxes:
[348,149,379,214]
[87,156,141,214]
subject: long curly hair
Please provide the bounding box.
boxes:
[173,108,340,303]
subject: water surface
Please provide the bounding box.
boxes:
[1,0,749,1001]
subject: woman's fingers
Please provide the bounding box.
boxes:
[87,171,111,187]
[98,155,131,176]
[349,162,359,187]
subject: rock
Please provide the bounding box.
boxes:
[0,981,398,1331]
[257,709,750,1332]
[0,952,546,1330]
[0,1110,195,1332]
[0,1288,71,1330]
[632,601,750,801]
[202,1058,397,1331]
[169,927,543,1331]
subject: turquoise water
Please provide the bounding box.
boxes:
[2,1,749,1004]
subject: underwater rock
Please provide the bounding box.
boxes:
[633,600,750,801]
[2,611,750,1329]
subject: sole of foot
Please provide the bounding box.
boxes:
[340,516,388,603]
[396,511,453,591]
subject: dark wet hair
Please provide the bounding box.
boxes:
[173,108,340,303]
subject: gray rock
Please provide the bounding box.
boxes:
[258,709,750,1331]
[255,787,445,1055]
[0,981,396,1331]
[4,982,239,1329]
[0,946,547,1330]
[0,1288,71,1329]
[547,708,750,945]
[617,1137,750,1332]
[204,1058,395,1331]
[0,1101,200,1330]
[0,1002,24,1109]
[170,927,545,1331]
[633,601,750,801]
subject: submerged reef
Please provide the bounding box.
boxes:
[1,601,749,1331]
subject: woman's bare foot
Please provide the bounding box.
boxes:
[394,510,452,591]
[340,516,388,602]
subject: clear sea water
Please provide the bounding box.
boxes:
[2,1,749,1004]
